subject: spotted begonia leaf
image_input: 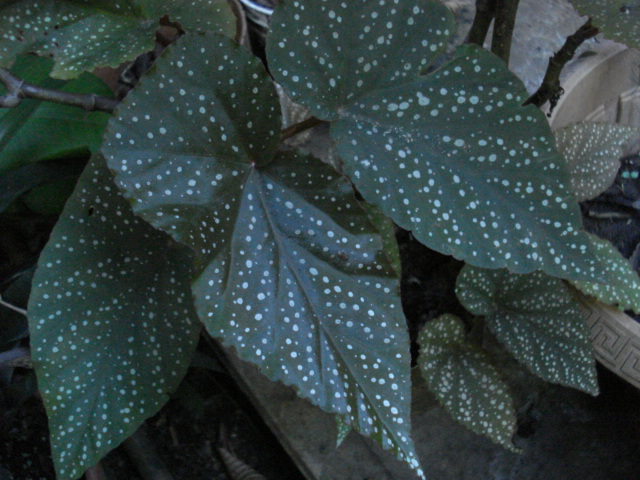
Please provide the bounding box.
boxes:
[27,155,200,480]
[0,0,235,79]
[455,265,599,394]
[101,33,422,477]
[267,0,601,282]
[0,55,112,176]
[555,122,639,202]
[418,314,517,449]
[571,233,640,313]
[569,1,640,49]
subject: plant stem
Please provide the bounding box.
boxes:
[0,68,119,113]
[280,116,325,141]
[491,0,520,65]
[524,19,599,109]
[0,347,31,368]
[0,293,27,316]
[468,0,497,46]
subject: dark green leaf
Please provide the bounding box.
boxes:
[141,0,237,35]
[27,155,200,480]
[102,33,422,477]
[0,158,86,213]
[555,122,639,201]
[418,314,517,449]
[455,265,599,394]
[571,233,640,313]
[268,0,601,282]
[20,177,79,215]
[0,0,236,79]
[269,0,453,119]
[0,55,111,175]
[569,1,640,48]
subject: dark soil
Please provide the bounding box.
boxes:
[0,359,306,480]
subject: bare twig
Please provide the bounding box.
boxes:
[524,19,599,110]
[491,0,520,65]
[280,116,325,141]
[467,0,497,46]
[0,293,27,316]
[0,68,119,113]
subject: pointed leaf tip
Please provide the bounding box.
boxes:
[555,121,639,202]
[571,233,640,313]
[102,32,423,478]
[268,0,603,283]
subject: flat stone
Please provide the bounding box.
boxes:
[222,346,640,480]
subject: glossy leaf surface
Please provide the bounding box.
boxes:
[0,0,235,78]
[455,265,599,394]
[418,314,516,449]
[0,55,111,175]
[28,155,200,480]
[572,233,640,313]
[268,0,601,281]
[102,33,421,477]
[555,122,639,202]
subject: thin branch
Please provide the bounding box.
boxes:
[467,0,497,46]
[524,19,599,109]
[0,67,119,113]
[280,116,325,141]
[0,293,27,316]
[491,0,520,65]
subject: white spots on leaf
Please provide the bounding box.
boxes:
[333,47,598,280]
[181,148,412,475]
[418,314,517,449]
[457,267,598,394]
[29,157,198,480]
[555,122,639,202]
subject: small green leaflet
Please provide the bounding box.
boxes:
[0,159,86,213]
[555,122,639,202]
[335,416,351,447]
[27,155,200,480]
[569,0,640,49]
[455,265,599,395]
[101,33,422,478]
[0,55,111,175]
[268,0,602,282]
[571,233,640,313]
[418,314,517,449]
[359,201,402,276]
[0,0,235,79]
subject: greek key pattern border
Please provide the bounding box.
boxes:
[581,303,640,390]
